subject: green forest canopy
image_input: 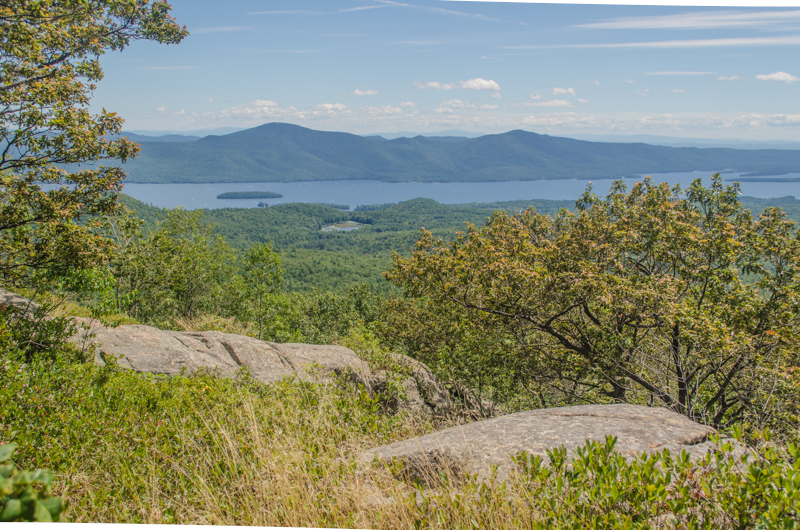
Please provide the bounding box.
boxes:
[118,192,800,293]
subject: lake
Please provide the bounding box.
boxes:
[104,171,800,210]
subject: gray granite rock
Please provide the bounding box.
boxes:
[360,404,742,483]
[69,318,450,416]
[0,288,41,318]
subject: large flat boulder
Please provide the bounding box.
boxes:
[69,318,450,416]
[360,404,741,483]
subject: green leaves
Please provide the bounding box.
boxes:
[0,444,62,522]
[1,1,186,284]
[390,175,800,433]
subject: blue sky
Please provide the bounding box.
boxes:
[93,1,800,139]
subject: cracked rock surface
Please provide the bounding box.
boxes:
[360,404,743,483]
[69,318,450,416]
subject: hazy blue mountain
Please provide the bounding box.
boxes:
[127,127,245,137]
[115,132,201,143]
[115,122,800,184]
[367,130,485,139]
[566,133,800,151]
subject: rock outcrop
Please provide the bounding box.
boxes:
[0,288,41,318]
[360,404,745,483]
[69,318,450,417]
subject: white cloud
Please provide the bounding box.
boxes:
[646,71,715,76]
[530,99,573,108]
[668,89,686,93]
[414,78,500,91]
[577,99,588,104]
[155,106,167,112]
[503,35,800,50]
[339,5,387,12]
[624,80,634,84]
[205,98,213,103]
[176,109,185,115]
[353,89,379,96]
[461,78,501,91]
[552,87,575,96]
[399,101,418,107]
[589,80,601,86]
[756,71,799,83]
[415,81,453,90]
[573,10,800,30]
[480,104,499,110]
[363,105,403,115]
[518,112,800,132]
[490,92,503,99]
[435,99,477,113]
[316,103,347,111]
[718,75,744,81]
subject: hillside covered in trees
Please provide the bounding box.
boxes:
[120,192,800,293]
[113,122,800,183]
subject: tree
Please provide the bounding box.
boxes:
[388,176,800,431]
[242,242,283,340]
[108,209,236,327]
[0,1,187,285]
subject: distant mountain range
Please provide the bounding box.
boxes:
[115,132,200,143]
[111,122,800,184]
[565,134,800,151]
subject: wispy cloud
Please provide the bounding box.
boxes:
[193,26,252,34]
[552,87,575,96]
[502,35,800,50]
[140,66,198,70]
[249,10,327,15]
[574,10,800,30]
[339,5,387,12]
[518,98,573,108]
[646,71,715,76]
[718,75,744,81]
[435,99,476,113]
[353,89,380,96]
[375,0,498,22]
[756,71,799,83]
[229,48,320,54]
[415,78,501,91]
[519,112,800,133]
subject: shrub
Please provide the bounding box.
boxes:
[0,444,62,522]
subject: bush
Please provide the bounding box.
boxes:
[0,444,62,522]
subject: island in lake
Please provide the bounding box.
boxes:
[217,191,283,199]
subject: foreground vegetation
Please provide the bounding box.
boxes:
[1,312,798,527]
[2,1,800,526]
[3,176,799,526]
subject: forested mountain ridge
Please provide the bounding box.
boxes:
[113,122,800,183]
